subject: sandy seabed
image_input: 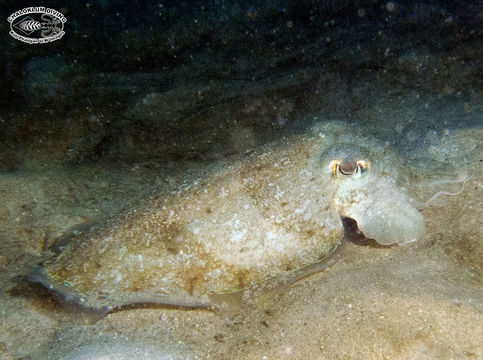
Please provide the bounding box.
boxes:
[0,95,481,360]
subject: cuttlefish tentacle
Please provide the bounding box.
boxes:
[416,172,471,210]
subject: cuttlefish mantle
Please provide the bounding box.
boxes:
[29,122,465,313]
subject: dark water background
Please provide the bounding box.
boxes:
[1,0,481,170]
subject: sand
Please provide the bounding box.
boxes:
[0,94,481,360]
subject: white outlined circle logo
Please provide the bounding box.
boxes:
[7,7,67,44]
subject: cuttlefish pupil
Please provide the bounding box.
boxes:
[328,159,369,177]
[339,160,358,175]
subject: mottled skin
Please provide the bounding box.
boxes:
[41,132,343,311]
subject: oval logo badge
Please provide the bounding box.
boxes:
[7,7,66,44]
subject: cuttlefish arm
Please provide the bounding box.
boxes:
[335,175,425,245]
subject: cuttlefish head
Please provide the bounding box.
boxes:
[321,143,425,246]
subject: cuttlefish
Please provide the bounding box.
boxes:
[30,121,467,313]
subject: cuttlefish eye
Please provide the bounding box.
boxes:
[339,160,357,175]
[328,159,369,177]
